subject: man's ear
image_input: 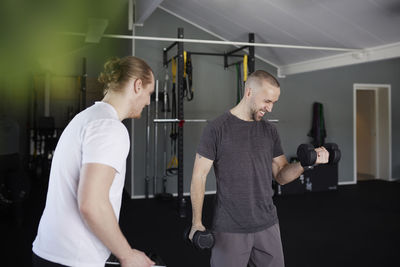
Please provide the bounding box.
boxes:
[133,79,143,94]
[245,87,252,98]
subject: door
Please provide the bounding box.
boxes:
[356,90,377,181]
[353,84,392,183]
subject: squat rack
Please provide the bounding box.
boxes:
[160,28,256,218]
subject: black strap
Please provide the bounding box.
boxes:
[170,83,177,155]
[184,52,194,101]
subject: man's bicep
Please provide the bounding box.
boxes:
[78,163,117,206]
[193,153,213,178]
[272,155,288,179]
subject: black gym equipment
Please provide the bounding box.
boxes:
[308,102,326,148]
[324,143,341,165]
[184,226,215,250]
[106,252,166,267]
[183,52,194,101]
[297,143,318,169]
[0,153,30,225]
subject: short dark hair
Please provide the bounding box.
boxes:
[246,70,280,88]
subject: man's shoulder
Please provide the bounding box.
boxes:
[207,111,231,129]
[86,119,127,136]
[260,119,280,139]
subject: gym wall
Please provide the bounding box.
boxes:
[275,57,400,183]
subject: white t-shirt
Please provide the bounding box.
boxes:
[33,102,130,267]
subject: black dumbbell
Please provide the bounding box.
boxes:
[297,143,341,169]
[297,144,317,169]
[184,226,215,250]
[324,143,341,164]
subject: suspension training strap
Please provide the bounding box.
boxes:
[243,54,248,82]
[186,52,194,101]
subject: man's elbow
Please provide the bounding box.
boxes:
[276,180,286,186]
[275,175,288,186]
[78,201,91,218]
[78,198,99,221]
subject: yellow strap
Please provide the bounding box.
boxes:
[167,155,178,168]
[183,51,187,78]
[172,57,177,83]
[243,54,248,82]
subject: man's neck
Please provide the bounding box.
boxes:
[102,93,128,121]
[230,101,253,121]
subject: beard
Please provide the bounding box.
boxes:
[250,103,264,121]
[252,110,263,121]
[129,107,143,119]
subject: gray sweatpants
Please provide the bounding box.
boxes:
[210,224,285,267]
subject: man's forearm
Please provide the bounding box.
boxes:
[80,200,131,261]
[275,162,304,185]
[190,174,206,226]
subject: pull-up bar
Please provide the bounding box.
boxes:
[62,32,360,52]
[163,33,255,71]
[153,119,208,123]
[153,119,279,123]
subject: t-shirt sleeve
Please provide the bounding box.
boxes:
[272,126,284,158]
[82,119,130,173]
[197,123,218,161]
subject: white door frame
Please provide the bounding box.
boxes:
[353,83,392,184]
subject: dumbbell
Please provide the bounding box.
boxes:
[184,226,215,250]
[297,143,341,169]
[324,143,341,165]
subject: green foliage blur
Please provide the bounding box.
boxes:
[0,0,129,81]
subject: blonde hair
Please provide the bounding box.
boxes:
[98,56,153,95]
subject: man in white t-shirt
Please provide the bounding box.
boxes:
[33,57,155,267]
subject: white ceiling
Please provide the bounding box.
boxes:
[154,0,400,76]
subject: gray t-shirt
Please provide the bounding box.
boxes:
[197,111,284,233]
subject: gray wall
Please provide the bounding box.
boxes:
[275,58,400,183]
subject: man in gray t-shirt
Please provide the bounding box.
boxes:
[189,70,329,267]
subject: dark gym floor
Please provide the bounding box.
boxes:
[1,178,400,267]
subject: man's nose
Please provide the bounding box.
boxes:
[266,103,273,112]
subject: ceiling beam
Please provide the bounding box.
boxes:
[135,0,164,26]
[278,42,400,77]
